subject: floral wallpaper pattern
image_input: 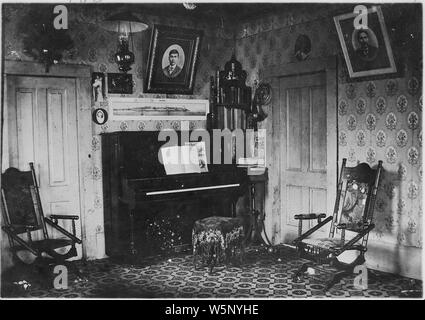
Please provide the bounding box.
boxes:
[231,4,422,248]
[2,4,422,253]
[3,3,234,258]
[339,80,422,248]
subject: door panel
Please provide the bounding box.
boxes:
[5,76,81,248]
[280,72,328,242]
[16,88,37,170]
[286,88,302,171]
[310,86,327,172]
[46,89,69,186]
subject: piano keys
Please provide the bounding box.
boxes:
[101,131,249,259]
[145,183,241,196]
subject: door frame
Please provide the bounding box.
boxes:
[263,56,338,244]
[2,60,92,259]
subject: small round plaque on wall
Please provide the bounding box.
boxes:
[92,108,108,125]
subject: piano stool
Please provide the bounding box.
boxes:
[192,216,245,273]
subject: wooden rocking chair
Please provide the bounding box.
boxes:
[292,158,383,291]
[1,162,82,283]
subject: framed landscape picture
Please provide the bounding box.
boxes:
[107,73,133,94]
[334,6,397,78]
[146,25,203,94]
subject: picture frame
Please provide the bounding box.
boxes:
[92,108,108,125]
[108,97,209,121]
[92,72,105,102]
[107,73,133,94]
[334,6,397,79]
[146,25,203,94]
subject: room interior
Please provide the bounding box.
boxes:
[0,2,423,298]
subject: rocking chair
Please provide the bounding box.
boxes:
[292,158,383,291]
[1,162,82,283]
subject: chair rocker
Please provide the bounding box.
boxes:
[292,158,383,291]
[1,162,82,279]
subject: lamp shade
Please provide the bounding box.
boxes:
[100,12,148,33]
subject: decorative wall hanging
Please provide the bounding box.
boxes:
[107,73,133,94]
[92,72,106,102]
[100,12,148,73]
[108,97,208,121]
[249,81,270,128]
[92,108,108,125]
[18,5,74,72]
[294,34,311,61]
[334,6,397,78]
[146,25,203,94]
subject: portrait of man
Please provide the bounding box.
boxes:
[146,25,203,94]
[155,45,186,83]
[354,29,378,61]
[334,6,396,78]
[163,49,183,78]
[350,27,388,72]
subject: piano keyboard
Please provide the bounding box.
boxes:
[146,183,241,196]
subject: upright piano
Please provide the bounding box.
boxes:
[102,131,249,258]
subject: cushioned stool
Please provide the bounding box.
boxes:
[192,216,245,273]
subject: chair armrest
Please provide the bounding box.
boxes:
[336,221,371,230]
[45,217,82,244]
[292,216,333,245]
[49,214,79,220]
[294,213,327,220]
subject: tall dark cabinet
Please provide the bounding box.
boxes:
[208,53,252,131]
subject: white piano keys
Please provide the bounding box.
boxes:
[145,183,241,196]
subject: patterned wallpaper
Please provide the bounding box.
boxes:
[2,3,234,258]
[3,3,235,134]
[231,4,422,248]
[338,78,422,248]
[2,4,422,253]
[3,4,234,99]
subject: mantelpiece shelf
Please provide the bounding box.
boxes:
[216,103,250,110]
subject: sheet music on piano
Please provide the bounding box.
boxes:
[160,141,208,175]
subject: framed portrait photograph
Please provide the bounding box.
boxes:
[146,25,203,94]
[334,6,397,79]
[92,108,108,125]
[107,73,133,94]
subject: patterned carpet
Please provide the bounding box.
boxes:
[1,246,422,298]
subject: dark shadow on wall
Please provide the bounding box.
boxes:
[372,163,415,277]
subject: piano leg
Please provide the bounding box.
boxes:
[129,209,137,256]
